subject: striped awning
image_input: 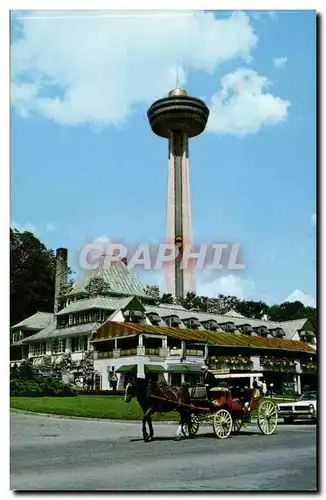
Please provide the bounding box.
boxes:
[145,364,165,374]
[95,322,139,340]
[115,364,137,373]
[94,321,315,353]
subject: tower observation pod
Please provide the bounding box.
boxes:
[147,88,210,298]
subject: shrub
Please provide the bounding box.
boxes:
[10,376,77,397]
[10,378,42,397]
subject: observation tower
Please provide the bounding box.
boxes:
[147,87,209,298]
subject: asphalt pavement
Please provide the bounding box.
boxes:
[10,411,317,491]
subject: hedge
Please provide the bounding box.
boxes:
[10,376,78,397]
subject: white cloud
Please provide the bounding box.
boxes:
[311,213,316,227]
[11,10,258,126]
[197,274,255,300]
[273,56,288,68]
[11,220,36,234]
[285,289,316,308]
[45,222,56,232]
[207,68,290,135]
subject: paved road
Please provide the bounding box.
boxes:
[10,412,317,491]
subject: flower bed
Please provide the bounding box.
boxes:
[207,355,252,371]
[261,356,296,372]
[301,361,316,373]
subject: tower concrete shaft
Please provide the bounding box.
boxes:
[166,130,194,297]
[147,88,209,299]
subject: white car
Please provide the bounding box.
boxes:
[277,391,317,424]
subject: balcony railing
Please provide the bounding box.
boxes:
[186,349,204,357]
[145,348,160,356]
[97,351,113,359]
[95,347,204,359]
[120,349,137,357]
[210,363,253,371]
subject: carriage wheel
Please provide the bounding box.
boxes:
[181,414,199,438]
[213,409,233,439]
[232,418,243,434]
[257,400,278,435]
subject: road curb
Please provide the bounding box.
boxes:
[10,408,259,425]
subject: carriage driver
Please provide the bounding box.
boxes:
[201,365,217,398]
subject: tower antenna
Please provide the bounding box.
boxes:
[176,62,179,89]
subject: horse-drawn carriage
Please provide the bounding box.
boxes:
[179,384,278,439]
[124,379,278,442]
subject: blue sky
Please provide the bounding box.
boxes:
[10,10,316,306]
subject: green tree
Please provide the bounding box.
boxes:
[236,300,269,319]
[267,301,316,331]
[10,229,56,326]
[10,228,74,326]
[161,293,175,304]
[268,301,306,322]
[82,351,95,390]
[18,359,34,379]
[10,363,19,379]
[145,285,160,300]
[217,294,241,314]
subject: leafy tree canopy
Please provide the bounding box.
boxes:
[10,228,74,326]
[10,229,56,326]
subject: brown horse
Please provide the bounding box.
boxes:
[124,378,193,442]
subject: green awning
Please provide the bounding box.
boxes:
[145,364,165,374]
[167,365,202,374]
[115,364,137,374]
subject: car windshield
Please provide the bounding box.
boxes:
[300,392,316,401]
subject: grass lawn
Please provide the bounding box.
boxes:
[10,395,179,421]
[10,394,295,421]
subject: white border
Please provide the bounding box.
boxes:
[4,2,322,499]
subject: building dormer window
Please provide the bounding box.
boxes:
[299,330,315,343]
[165,316,181,327]
[241,324,253,336]
[123,310,145,324]
[274,328,285,338]
[257,326,269,337]
[147,313,161,325]
[203,320,219,331]
[222,322,236,333]
[184,318,201,329]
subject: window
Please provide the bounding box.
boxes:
[94,310,105,322]
[12,333,18,343]
[51,339,59,354]
[83,336,88,351]
[30,342,47,356]
[71,337,81,352]
[68,315,73,325]
[58,316,69,328]
[59,339,66,353]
